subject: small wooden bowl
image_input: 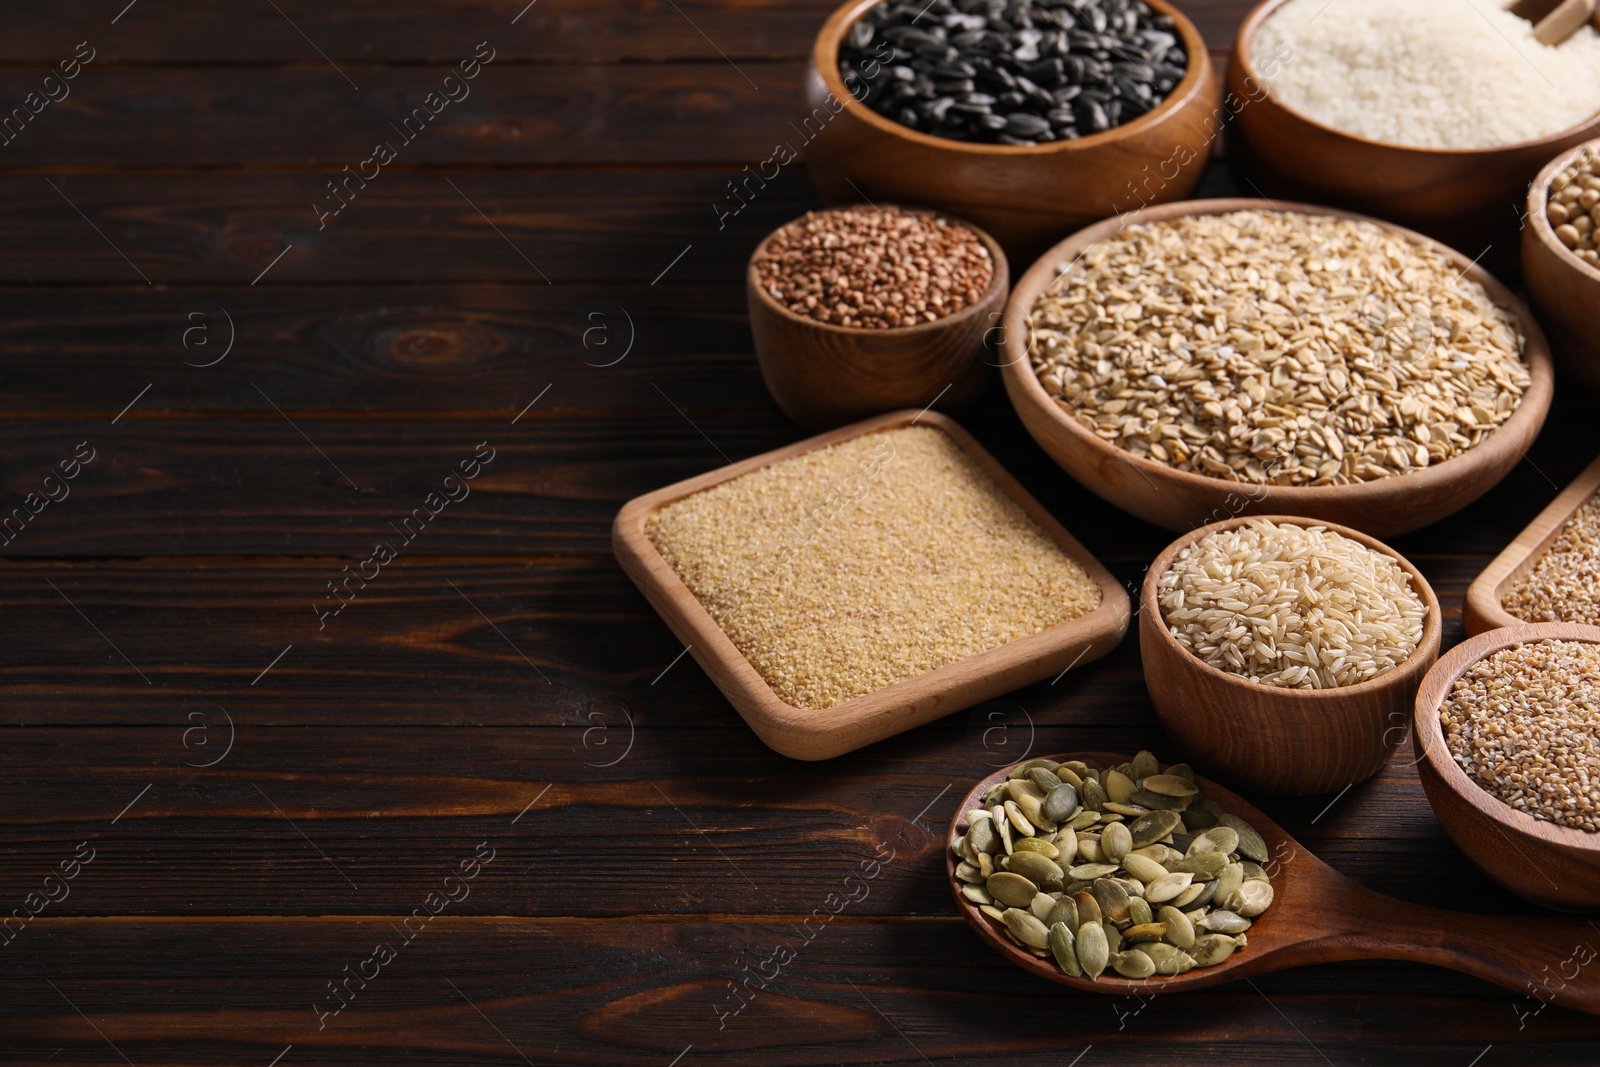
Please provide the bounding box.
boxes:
[1464,452,1600,635]
[1524,139,1600,396]
[1414,623,1600,912]
[612,409,1130,760]
[1227,0,1600,261]
[1140,516,1443,796]
[747,207,1009,431]
[800,0,1222,263]
[998,198,1556,536]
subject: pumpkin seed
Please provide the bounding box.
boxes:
[1190,827,1240,857]
[1129,790,1189,812]
[1177,879,1215,909]
[1183,799,1220,831]
[1045,896,1080,931]
[1103,801,1151,817]
[1068,809,1100,831]
[955,860,983,883]
[1233,879,1275,917]
[1132,843,1183,867]
[1140,941,1196,976]
[1054,827,1077,865]
[1068,862,1119,880]
[1101,821,1133,863]
[1008,779,1045,803]
[1042,783,1081,823]
[1141,774,1200,798]
[980,903,1005,922]
[1128,896,1153,926]
[1165,763,1196,782]
[968,817,998,855]
[987,871,1037,908]
[1173,851,1227,879]
[1111,949,1156,979]
[1004,800,1036,837]
[1213,862,1244,910]
[1030,891,1058,921]
[1030,767,1064,794]
[1131,751,1161,780]
[1220,813,1269,863]
[1104,769,1137,804]
[1013,836,1059,859]
[1076,836,1104,863]
[1003,907,1050,949]
[1081,776,1108,812]
[1123,921,1167,943]
[1158,905,1196,950]
[1199,909,1251,934]
[1077,920,1109,979]
[1091,877,1131,922]
[1128,809,1182,846]
[1120,853,1168,884]
[961,883,994,905]
[1102,919,1123,953]
[978,852,994,878]
[1191,933,1237,968]
[1049,921,1082,976]
[1240,861,1269,883]
[1072,890,1102,925]
[1009,851,1064,889]
[1145,871,1195,903]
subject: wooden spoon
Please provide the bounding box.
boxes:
[1508,0,1597,45]
[949,753,1600,1014]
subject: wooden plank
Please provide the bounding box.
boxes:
[0,65,801,168]
[0,284,771,412]
[0,722,1559,917]
[0,1,1256,63]
[1,917,1591,1066]
[0,169,817,284]
[0,401,1591,557]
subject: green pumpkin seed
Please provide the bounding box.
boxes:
[1128,809,1182,847]
[1072,890,1102,925]
[1091,877,1131,923]
[978,852,994,879]
[1068,862,1119,881]
[1003,907,1051,949]
[987,871,1037,908]
[1140,941,1196,976]
[955,860,983,883]
[1233,879,1274,917]
[1081,776,1108,812]
[1111,949,1156,979]
[1046,896,1080,931]
[1240,861,1268,883]
[1030,891,1058,921]
[979,903,1005,922]
[1199,909,1251,934]
[1068,809,1100,831]
[1042,783,1080,824]
[1103,801,1150,817]
[1076,920,1109,979]
[1122,921,1167,943]
[1004,800,1036,837]
[1012,836,1059,859]
[1173,851,1227,880]
[1118,853,1167,885]
[1049,921,1081,976]
[1191,933,1237,968]
[967,817,998,855]
[1030,767,1064,794]
[1128,896,1153,926]
[1101,821,1133,863]
[1129,789,1189,812]
[960,883,993,906]
[1141,774,1199,798]
[1008,778,1045,802]
[1158,905,1196,951]
[1102,919,1123,953]
[1054,827,1077,865]
[1219,813,1269,863]
[1144,872,1194,903]
[1177,879,1214,909]
[1214,862,1244,910]
[1190,827,1240,857]
[1009,851,1064,889]
[1131,751,1161,780]
[1075,836,1104,863]
[1104,769,1137,804]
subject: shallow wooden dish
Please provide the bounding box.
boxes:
[1139,516,1442,795]
[1464,453,1600,635]
[612,409,1129,760]
[949,752,1600,1007]
[1414,623,1600,912]
[800,0,1221,263]
[1227,0,1600,262]
[1524,139,1600,396]
[747,207,1009,431]
[998,197,1555,536]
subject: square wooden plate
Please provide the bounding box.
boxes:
[612,408,1131,759]
[1464,452,1600,635]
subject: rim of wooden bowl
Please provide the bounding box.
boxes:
[746,204,1010,338]
[946,750,1293,993]
[1414,622,1600,857]
[1527,137,1600,285]
[1233,0,1600,157]
[811,0,1213,157]
[1138,513,1444,704]
[999,197,1556,517]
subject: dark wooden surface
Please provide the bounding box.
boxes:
[2,2,1598,1064]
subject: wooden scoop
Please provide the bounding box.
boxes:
[1508,0,1597,45]
[949,753,1600,1014]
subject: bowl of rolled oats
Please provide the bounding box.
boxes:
[1415,622,1600,912]
[998,199,1555,536]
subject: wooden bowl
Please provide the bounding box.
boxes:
[612,408,1130,760]
[1524,139,1600,396]
[998,198,1556,536]
[747,207,1009,431]
[1414,623,1600,912]
[800,0,1222,264]
[1228,0,1600,263]
[1139,516,1443,796]
[1464,453,1600,635]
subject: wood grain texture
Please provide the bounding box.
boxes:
[745,215,1007,428]
[1523,139,1600,398]
[1464,452,1600,634]
[1414,622,1600,912]
[613,409,1130,758]
[949,753,1600,1011]
[998,198,1556,536]
[801,0,1222,262]
[1139,517,1442,795]
[1225,0,1600,265]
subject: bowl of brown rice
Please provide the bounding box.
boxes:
[999,199,1555,537]
[1414,623,1600,912]
[1140,515,1442,795]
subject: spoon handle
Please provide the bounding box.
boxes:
[1332,883,1600,1015]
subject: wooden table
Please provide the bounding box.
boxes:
[3,2,1598,1063]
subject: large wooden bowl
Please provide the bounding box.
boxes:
[1140,516,1443,796]
[1227,0,1600,261]
[1524,139,1600,397]
[747,206,1009,431]
[998,198,1555,536]
[800,0,1222,264]
[1414,623,1600,912]
[1464,452,1600,635]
